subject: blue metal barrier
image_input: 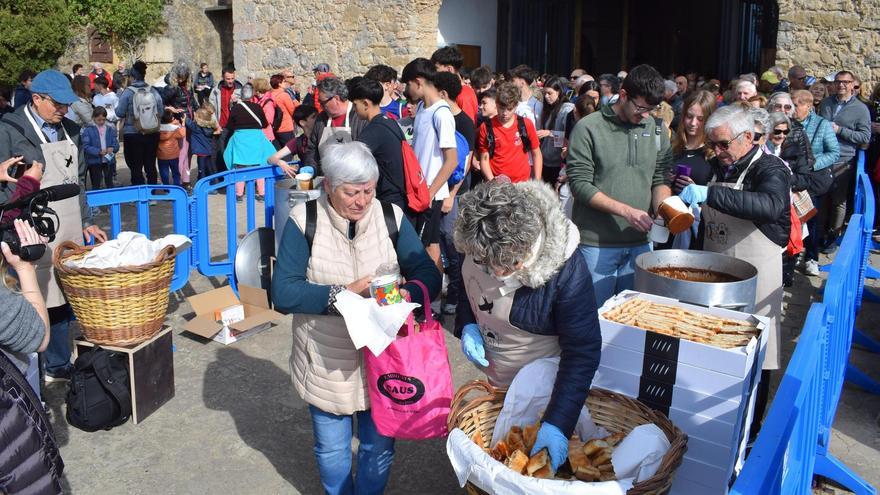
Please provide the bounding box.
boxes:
[86,185,191,292]
[190,165,286,291]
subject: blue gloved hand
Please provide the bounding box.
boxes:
[530,422,568,472]
[298,166,315,176]
[461,323,489,367]
[678,184,708,206]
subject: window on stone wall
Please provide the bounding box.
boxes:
[89,30,114,64]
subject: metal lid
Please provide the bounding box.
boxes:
[235,227,275,295]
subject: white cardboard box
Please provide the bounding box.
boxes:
[184,285,282,345]
[596,290,770,494]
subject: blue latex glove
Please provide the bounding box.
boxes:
[678,184,708,206]
[530,422,568,472]
[461,324,489,367]
[298,166,315,175]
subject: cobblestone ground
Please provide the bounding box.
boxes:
[42,161,880,494]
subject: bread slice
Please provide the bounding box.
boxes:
[574,465,601,482]
[532,464,554,479]
[523,422,539,453]
[568,438,589,471]
[582,439,609,457]
[506,449,529,474]
[526,448,550,476]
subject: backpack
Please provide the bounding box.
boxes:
[483,115,532,158]
[261,97,283,134]
[65,346,132,432]
[401,140,432,212]
[431,106,471,187]
[131,85,160,134]
[304,199,399,250]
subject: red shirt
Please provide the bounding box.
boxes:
[330,112,347,127]
[219,85,236,127]
[456,84,479,123]
[476,116,539,183]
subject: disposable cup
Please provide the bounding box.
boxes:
[370,274,403,306]
[659,196,694,234]
[296,172,314,191]
[650,219,670,243]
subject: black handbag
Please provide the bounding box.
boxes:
[65,346,132,432]
[809,167,834,196]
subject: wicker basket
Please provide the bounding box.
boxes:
[447,380,688,495]
[53,241,175,346]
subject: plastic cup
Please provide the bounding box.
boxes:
[296,172,314,191]
[650,219,670,243]
[370,274,403,305]
[659,196,695,235]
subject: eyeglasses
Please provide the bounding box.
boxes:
[773,104,793,111]
[835,79,854,85]
[318,95,335,107]
[36,94,67,109]
[629,99,658,114]
[773,128,790,136]
[708,131,745,150]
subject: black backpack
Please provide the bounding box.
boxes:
[66,346,132,432]
[483,115,532,158]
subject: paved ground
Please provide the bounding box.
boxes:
[41,162,880,494]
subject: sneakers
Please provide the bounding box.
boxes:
[442,303,457,315]
[44,367,72,383]
[804,259,820,276]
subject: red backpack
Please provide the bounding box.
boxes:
[401,141,431,213]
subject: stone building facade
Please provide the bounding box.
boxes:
[774,0,879,87]
[231,0,441,82]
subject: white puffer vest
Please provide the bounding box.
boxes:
[288,196,402,415]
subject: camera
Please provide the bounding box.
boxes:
[0,184,80,261]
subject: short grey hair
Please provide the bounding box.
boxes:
[736,80,757,94]
[748,107,771,135]
[169,62,191,82]
[767,91,793,115]
[454,181,543,273]
[705,105,754,139]
[316,77,348,101]
[321,141,379,190]
[664,80,677,94]
[768,111,791,130]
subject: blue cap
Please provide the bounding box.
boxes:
[313,63,330,73]
[30,70,78,105]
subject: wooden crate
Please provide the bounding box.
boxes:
[74,327,175,424]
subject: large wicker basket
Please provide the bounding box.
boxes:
[53,241,175,346]
[447,380,688,495]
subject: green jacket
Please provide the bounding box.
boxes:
[566,102,672,247]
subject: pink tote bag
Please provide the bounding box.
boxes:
[364,280,453,440]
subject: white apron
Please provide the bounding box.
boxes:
[702,148,782,370]
[24,107,83,308]
[318,102,353,148]
[461,258,561,386]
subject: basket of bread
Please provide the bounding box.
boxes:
[446,379,688,495]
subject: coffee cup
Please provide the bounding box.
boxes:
[650,218,670,243]
[296,172,314,191]
[658,196,694,234]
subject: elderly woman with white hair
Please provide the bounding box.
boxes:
[767,92,815,190]
[454,179,602,474]
[678,105,791,436]
[271,141,440,495]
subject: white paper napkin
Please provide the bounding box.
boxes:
[333,290,420,356]
[66,232,191,269]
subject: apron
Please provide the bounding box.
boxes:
[24,107,82,308]
[702,148,782,370]
[318,102,354,148]
[461,257,561,386]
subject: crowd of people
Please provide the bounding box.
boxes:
[1,44,879,494]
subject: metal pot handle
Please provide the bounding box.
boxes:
[713,302,750,311]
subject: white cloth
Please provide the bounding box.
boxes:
[413,99,456,200]
[333,290,420,357]
[65,232,191,269]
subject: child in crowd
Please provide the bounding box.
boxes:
[267,104,318,177]
[186,105,221,182]
[476,82,542,183]
[81,107,119,190]
[157,109,186,186]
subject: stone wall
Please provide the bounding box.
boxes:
[775,0,880,88]
[232,0,442,85]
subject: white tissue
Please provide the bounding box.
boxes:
[333,290,420,356]
[65,232,191,269]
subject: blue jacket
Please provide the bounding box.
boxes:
[12,86,30,110]
[80,124,119,167]
[800,111,841,171]
[186,119,215,156]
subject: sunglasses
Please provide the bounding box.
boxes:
[773,128,790,136]
[753,132,764,142]
[708,131,745,150]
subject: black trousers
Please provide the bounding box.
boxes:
[123,133,160,185]
[87,163,114,190]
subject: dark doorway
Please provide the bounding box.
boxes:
[206,3,235,71]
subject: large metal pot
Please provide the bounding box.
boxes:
[274,178,323,248]
[634,249,758,312]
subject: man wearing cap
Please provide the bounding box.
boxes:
[304,63,332,112]
[0,69,108,382]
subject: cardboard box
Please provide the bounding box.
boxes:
[595,290,770,494]
[184,285,282,345]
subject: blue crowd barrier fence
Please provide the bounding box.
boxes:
[731,157,878,494]
[86,165,288,293]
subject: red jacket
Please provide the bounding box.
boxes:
[89,70,113,91]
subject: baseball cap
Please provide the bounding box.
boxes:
[313,63,330,73]
[760,69,779,85]
[805,76,817,86]
[30,69,78,105]
[824,72,838,82]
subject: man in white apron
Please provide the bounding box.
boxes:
[678,105,791,437]
[0,69,107,382]
[302,77,367,173]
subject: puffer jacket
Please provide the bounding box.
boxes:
[800,111,840,171]
[0,350,64,494]
[705,146,792,247]
[779,120,814,192]
[454,181,602,438]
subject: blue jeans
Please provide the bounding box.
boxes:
[157,158,181,186]
[45,305,72,375]
[579,243,652,307]
[308,405,395,495]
